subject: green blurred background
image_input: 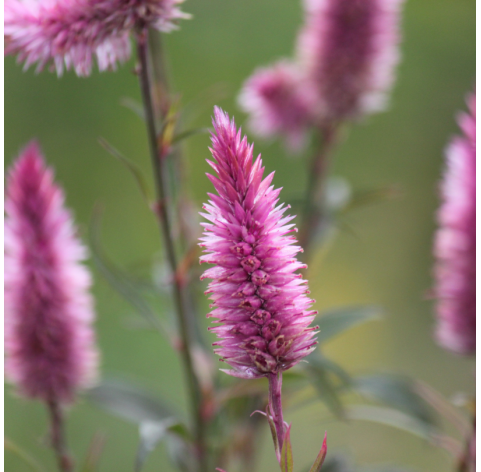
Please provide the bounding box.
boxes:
[4,0,475,470]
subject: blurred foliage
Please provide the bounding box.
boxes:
[4,0,475,471]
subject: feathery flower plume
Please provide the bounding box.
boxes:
[199,107,318,380]
[4,0,188,76]
[5,142,98,403]
[297,0,404,123]
[433,93,476,355]
[238,61,314,150]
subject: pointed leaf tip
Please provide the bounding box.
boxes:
[308,432,327,472]
[280,424,293,472]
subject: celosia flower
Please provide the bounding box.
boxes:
[296,0,404,123]
[4,0,188,76]
[5,142,98,403]
[199,107,318,379]
[433,93,476,355]
[238,61,314,150]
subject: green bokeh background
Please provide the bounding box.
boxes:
[5,0,475,470]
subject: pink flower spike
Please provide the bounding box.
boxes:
[4,0,189,76]
[200,107,318,379]
[433,92,476,355]
[5,142,99,403]
[297,0,405,123]
[239,61,314,151]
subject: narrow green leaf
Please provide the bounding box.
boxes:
[309,455,354,472]
[172,127,211,144]
[280,424,294,472]
[308,431,327,472]
[317,306,382,344]
[306,355,350,418]
[120,97,145,121]
[342,185,402,213]
[87,378,176,424]
[266,405,280,463]
[135,420,175,472]
[4,438,46,472]
[98,138,151,203]
[79,433,106,472]
[346,405,436,439]
[353,374,435,426]
[167,422,193,442]
[89,209,170,337]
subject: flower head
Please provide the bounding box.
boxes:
[4,0,188,76]
[297,0,404,122]
[238,61,314,150]
[199,108,318,379]
[433,93,476,355]
[5,142,98,403]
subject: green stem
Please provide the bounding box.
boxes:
[135,32,207,472]
[298,124,339,253]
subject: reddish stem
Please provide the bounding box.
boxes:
[46,399,73,472]
[268,372,285,453]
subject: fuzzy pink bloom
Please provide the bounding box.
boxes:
[199,108,318,379]
[297,0,404,123]
[5,143,98,403]
[433,93,476,355]
[238,61,314,150]
[4,0,188,76]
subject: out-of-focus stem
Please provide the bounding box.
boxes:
[46,399,73,472]
[135,32,207,472]
[458,417,476,472]
[298,124,339,252]
[268,372,285,453]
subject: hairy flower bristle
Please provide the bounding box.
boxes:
[199,108,318,379]
[4,0,189,76]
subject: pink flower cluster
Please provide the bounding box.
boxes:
[4,0,188,76]
[5,143,98,403]
[200,108,318,379]
[239,0,404,147]
[433,93,476,355]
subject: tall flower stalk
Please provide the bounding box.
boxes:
[134,30,207,471]
[4,143,99,472]
[200,108,319,456]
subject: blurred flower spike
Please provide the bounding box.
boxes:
[238,61,314,151]
[199,107,318,379]
[4,0,189,76]
[433,92,476,355]
[239,0,405,147]
[4,142,99,404]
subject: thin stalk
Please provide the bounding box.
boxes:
[458,417,476,472]
[46,399,73,472]
[135,32,207,472]
[298,124,339,252]
[268,372,285,453]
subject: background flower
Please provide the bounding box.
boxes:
[5,142,98,403]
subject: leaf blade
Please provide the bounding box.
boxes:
[280,424,293,472]
[308,431,327,472]
[317,306,382,344]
